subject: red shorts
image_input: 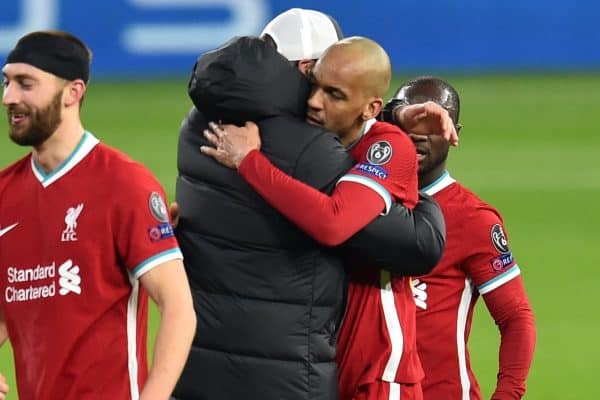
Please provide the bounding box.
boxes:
[352,380,423,400]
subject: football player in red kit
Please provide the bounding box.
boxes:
[202,38,458,400]
[0,30,195,400]
[384,76,536,400]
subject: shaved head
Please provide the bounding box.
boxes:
[306,36,392,145]
[320,36,391,99]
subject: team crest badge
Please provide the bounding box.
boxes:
[366,141,393,165]
[149,192,168,223]
[490,224,510,254]
[61,203,84,242]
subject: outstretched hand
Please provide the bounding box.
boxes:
[201,121,262,169]
[397,102,459,146]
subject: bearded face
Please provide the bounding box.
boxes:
[7,89,63,147]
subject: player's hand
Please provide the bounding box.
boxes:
[396,102,459,146]
[0,373,9,400]
[169,202,180,229]
[201,121,262,169]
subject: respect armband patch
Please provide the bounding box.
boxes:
[352,162,389,180]
[148,223,174,242]
[490,252,514,272]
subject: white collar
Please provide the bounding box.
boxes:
[31,131,99,188]
[421,170,456,195]
[346,118,377,150]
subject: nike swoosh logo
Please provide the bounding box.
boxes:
[0,223,19,237]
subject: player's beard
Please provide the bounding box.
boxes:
[8,90,63,147]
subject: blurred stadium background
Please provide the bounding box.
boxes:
[1,1,599,399]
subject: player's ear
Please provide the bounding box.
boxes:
[64,79,86,108]
[297,59,316,76]
[363,97,383,121]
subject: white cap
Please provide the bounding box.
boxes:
[260,8,342,61]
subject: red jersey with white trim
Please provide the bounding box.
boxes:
[414,171,520,400]
[0,132,182,400]
[336,121,423,399]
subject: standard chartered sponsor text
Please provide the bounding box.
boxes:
[5,262,56,303]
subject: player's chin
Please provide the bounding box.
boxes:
[417,159,433,175]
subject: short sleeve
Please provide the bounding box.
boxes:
[113,165,182,279]
[463,208,520,295]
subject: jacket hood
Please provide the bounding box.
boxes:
[188,36,310,125]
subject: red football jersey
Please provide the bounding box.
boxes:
[414,171,521,400]
[0,132,182,400]
[337,120,423,399]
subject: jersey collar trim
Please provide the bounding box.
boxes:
[421,170,456,196]
[31,131,100,188]
[346,118,377,151]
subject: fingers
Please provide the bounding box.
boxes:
[200,145,220,158]
[203,129,220,146]
[207,121,226,139]
[169,202,179,229]
[0,373,8,400]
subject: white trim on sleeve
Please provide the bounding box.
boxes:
[477,265,521,295]
[337,173,392,215]
[131,248,183,279]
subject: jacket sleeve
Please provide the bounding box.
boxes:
[340,192,446,276]
[293,129,355,193]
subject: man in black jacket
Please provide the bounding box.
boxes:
[172,9,451,400]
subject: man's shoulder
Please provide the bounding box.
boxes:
[0,154,31,185]
[438,181,503,225]
[365,120,414,147]
[92,143,160,184]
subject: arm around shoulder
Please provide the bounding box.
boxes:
[341,192,446,275]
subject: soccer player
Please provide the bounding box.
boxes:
[384,77,536,399]
[173,9,453,400]
[203,37,435,400]
[0,30,196,400]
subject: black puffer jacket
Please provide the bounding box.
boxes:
[173,37,353,400]
[173,36,446,400]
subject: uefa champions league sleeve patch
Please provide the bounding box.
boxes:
[148,192,169,223]
[490,223,510,254]
[366,141,393,165]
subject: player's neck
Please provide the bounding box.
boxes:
[32,119,85,174]
[342,120,371,148]
[418,163,447,189]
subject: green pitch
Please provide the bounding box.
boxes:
[1,74,599,399]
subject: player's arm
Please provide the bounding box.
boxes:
[342,192,445,275]
[381,100,459,146]
[202,121,442,272]
[113,167,196,400]
[138,259,196,400]
[239,149,386,245]
[202,122,398,246]
[482,277,536,400]
[465,213,536,400]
